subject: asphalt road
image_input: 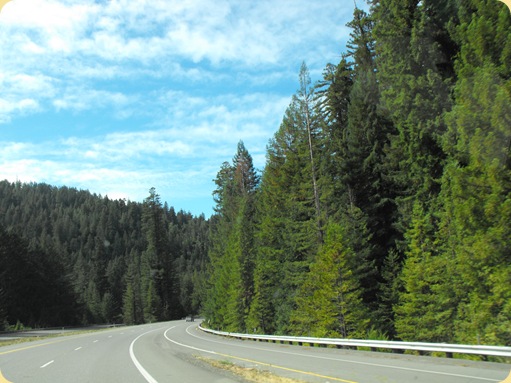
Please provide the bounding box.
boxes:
[0,320,509,383]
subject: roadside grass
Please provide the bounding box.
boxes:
[0,329,107,348]
[0,337,49,347]
[196,356,307,383]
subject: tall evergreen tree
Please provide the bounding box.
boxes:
[290,222,370,338]
[248,80,322,333]
[372,0,454,232]
[123,253,144,325]
[394,202,456,342]
[296,62,324,242]
[433,0,511,345]
[316,58,353,220]
[142,187,181,320]
[328,6,399,334]
[205,142,259,332]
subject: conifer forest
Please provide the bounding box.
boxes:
[1,0,510,347]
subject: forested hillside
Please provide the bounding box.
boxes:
[204,0,511,347]
[0,181,208,329]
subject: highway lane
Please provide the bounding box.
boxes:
[0,320,509,382]
[165,322,510,383]
[0,322,242,382]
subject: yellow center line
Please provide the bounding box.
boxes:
[0,326,130,356]
[0,369,13,383]
[0,338,71,356]
[500,370,511,383]
[168,326,358,383]
[214,350,358,383]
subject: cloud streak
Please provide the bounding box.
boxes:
[0,0,358,215]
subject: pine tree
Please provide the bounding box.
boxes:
[123,252,144,325]
[325,5,399,334]
[316,58,353,220]
[394,202,456,342]
[378,249,402,338]
[205,142,259,332]
[290,222,370,338]
[248,88,322,334]
[296,62,323,242]
[433,0,511,346]
[142,187,180,320]
[372,0,454,232]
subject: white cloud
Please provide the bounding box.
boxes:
[0,142,35,159]
[0,0,358,215]
[2,0,353,68]
[0,72,53,121]
[0,88,285,171]
[0,0,355,120]
[52,87,133,112]
[0,98,39,122]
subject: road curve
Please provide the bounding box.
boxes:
[0,321,241,382]
[0,320,509,382]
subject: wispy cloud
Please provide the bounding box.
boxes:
[0,90,289,212]
[0,0,357,215]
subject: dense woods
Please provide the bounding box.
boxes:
[204,0,511,347]
[1,0,510,349]
[0,182,208,329]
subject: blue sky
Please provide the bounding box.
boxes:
[0,0,359,217]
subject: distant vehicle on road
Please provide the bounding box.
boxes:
[185,315,194,322]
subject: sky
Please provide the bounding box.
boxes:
[0,0,360,217]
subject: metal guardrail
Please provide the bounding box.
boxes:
[199,324,511,358]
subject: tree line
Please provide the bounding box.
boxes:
[0,181,208,329]
[203,0,511,348]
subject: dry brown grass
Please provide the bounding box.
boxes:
[0,329,106,348]
[0,337,46,347]
[197,356,307,383]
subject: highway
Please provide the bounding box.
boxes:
[0,320,509,382]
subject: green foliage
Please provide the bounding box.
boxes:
[246,90,324,334]
[373,0,453,237]
[290,222,370,338]
[204,0,511,347]
[141,187,182,320]
[0,225,78,327]
[377,249,402,338]
[204,141,259,332]
[0,181,209,327]
[394,202,457,342]
[438,62,511,345]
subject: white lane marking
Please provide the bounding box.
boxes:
[129,328,163,383]
[40,360,54,368]
[74,347,82,351]
[164,326,215,355]
[93,340,99,343]
[165,327,356,383]
[108,335,112,338]
[184,326,498,382]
